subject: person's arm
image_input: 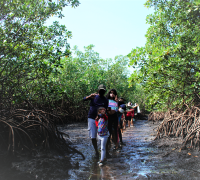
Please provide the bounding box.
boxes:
[127,104,138,111]
[126,108,134,112]
[115,95,118,102]
[132,103,138,109]
[83,93,97,101]
[104,114,108,121]
[95,118,98,127]
[95,114,103,127]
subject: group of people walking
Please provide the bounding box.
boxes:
[83,84,138,166]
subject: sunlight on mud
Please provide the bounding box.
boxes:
[63,120,200,180]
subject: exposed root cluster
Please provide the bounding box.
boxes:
[0,106,85,160]
[148,111,165,121]
[155,106,200,149]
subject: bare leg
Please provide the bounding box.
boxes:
[124,121,126,130]
[131,118,133,125]
[128,120,131,127]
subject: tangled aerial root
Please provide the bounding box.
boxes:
[148,111,165,121]
[0,104,85,160]
[155,105,200,150]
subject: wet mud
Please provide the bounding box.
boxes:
[2,120,200,179]
[62,120,200,180]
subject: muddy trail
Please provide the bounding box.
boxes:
[60,120,200,180]
[2,120,200,180]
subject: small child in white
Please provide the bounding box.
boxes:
[95,107,109,166]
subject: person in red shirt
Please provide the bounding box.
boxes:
[126,102,138,127]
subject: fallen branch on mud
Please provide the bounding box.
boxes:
[0,103,85,160]
[155,105,200,150]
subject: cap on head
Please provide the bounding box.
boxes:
[98,84,106,91]
[120,104,126,110]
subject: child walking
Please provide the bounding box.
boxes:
[95,107,109,166]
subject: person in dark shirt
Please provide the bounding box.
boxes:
[106,89,119,150]
[83,84,108,158]
[117,98,126,146]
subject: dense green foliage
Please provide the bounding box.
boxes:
[0,0,140,121]
[39,45,137,121]
[0,0,79,109]
[0,0,138,120]
[128,0,200,111]
[0,0,140,158]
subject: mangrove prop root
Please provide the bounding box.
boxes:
[0,106,85,160]
[148,112,165,121]
[154,105,200,149]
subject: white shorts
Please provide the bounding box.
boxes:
[88,118,97,139]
